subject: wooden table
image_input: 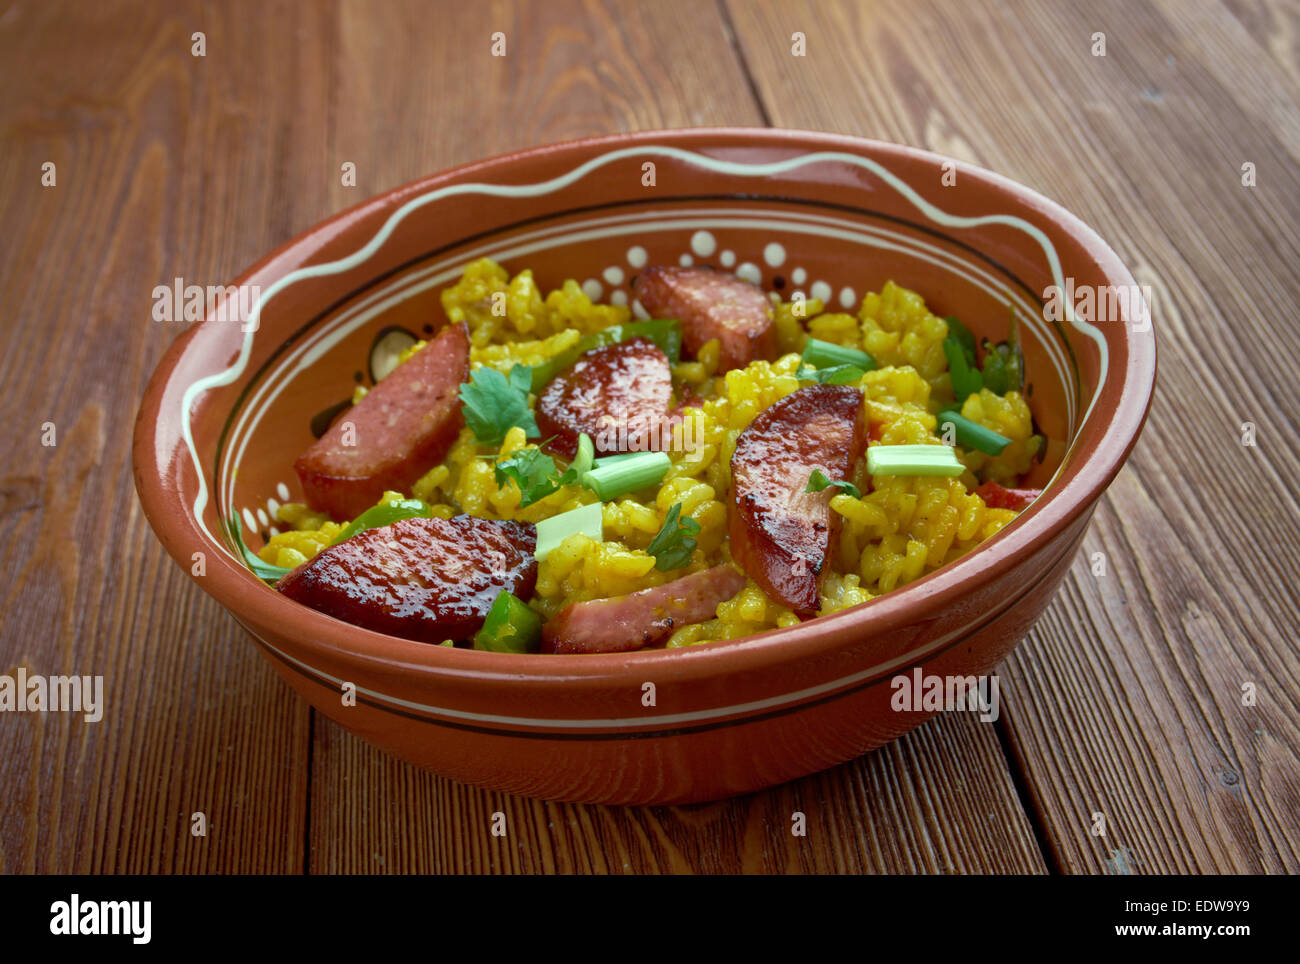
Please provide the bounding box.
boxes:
[2,0,1297,874]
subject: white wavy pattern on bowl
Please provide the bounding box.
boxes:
[179,146,1107,553]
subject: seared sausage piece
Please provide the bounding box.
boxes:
[973,481,1041,511]
[729,385,867,618]
[632,266,775,372]
[277,515,537,643]
[294,322,470,520]
[535,337,673,459]
[541,564,747,654]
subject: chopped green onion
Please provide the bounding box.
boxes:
[867,444,965,477]
[534,502,604,561]
[227,516,294,581]
[473,591,544,653]
[569,433,595,478]
[805,468,861,498]
[329,498,434,546]
[796,362,866,385]
[591,451,646,470]
[937,409,1012,456]
[801,338,877,372]
[581,451,671,501]
[943,336,983,403]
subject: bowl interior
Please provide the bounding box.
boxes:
[147,132,1145,662]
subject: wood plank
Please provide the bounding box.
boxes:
[302,0,1044,873]
[726,0,1300,872]
[308,709,1046,874]
[0,0,331,873]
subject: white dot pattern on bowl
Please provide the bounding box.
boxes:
[839,287,857,309]
[736,262,762,284]
[678,253,693,267]
[720,250,736,267]
[690,230,716,257]
[792,267,807,285]
[625,245,647,269]
[811,280,833,303]
[610,290,628,307]
[276,482,290,501]
[581,278,603,301]
[602,266,624,286]
[763,242,786,268]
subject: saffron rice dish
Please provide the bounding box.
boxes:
[249,257,1043,653]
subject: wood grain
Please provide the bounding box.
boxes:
[725,0,1300,873]
[1,0,1295,875]
[307,709,1046,874]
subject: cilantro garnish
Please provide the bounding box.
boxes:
[494,447,567,507]
[805,468,861,499]
[646,502,700,572]
[459,364,539,446]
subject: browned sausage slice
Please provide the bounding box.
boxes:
[729,385,866,618]
[540,564,747,654]
[295,322,470,520]
[277,515,537,643]
[632,266,775,371]
[535,337,673,459]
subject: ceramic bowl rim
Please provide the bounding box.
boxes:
[133,126,1156,690]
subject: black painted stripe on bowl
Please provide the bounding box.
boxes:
[244,531,1069,741]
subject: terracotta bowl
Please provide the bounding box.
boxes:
[133,129,1155,804]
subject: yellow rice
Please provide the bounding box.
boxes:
[261,258,1037,647]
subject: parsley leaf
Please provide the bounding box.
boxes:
[646,502,700,572]
[494,447,565,508]
[943,316,977,357]
[459,364,539,446]
[805,468,861,499]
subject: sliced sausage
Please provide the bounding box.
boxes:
[730,385,867,618]
[632,265,775,371]
[295,322,470,520]
[973,481,1041,511]
[535,337,673,459]
[277,515,537,643]
[541,564,746,654]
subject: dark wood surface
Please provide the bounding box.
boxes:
[1,0,1295,874]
